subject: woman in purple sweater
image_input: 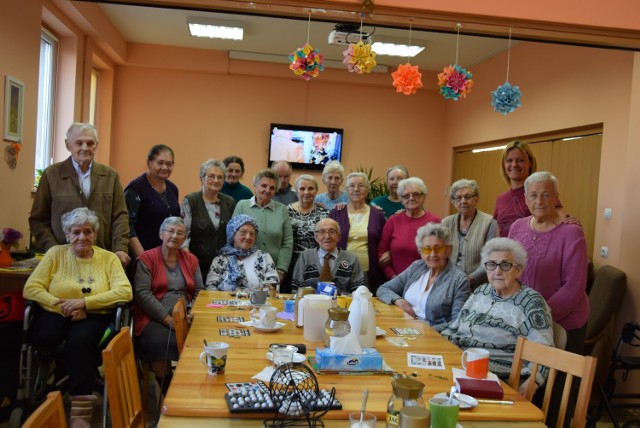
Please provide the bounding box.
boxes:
[508,171,589,354]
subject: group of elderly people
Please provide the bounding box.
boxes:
[23,121,588,427]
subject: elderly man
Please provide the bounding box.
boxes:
[292,218,365,294]
[271,160,298,205]
[29,122,130,266]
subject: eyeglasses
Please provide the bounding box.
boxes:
[162,229,185,237]
[453,194,476,203]
[204,174,223,181]
[315,229,338,237]
[401,192,424,200]
[484,261,518,272]
[237,229,256,238]
[420,245,448,255]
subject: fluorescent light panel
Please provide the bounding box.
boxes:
[188,17,244,40]
[371,42,425,57]
[472,145,507,153]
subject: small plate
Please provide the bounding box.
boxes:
[266,352,306,363]
[376,327,387,337]
[433,392,478,409]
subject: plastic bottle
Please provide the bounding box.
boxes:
[386,378,426,428]
[294,287,315,328]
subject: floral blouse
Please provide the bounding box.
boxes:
[205,250,278,291]
[287,204,329,271]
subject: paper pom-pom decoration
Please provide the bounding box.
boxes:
[437,64,474,101]
[491,81,522,115]
[392,63,423,95]
[342,41,377,74]
[289,43,324,81]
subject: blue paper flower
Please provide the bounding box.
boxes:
[491,81,522,115]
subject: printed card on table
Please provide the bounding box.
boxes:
[407,353,446,370]
[391,327,422,335]
[217,316,245,323]
[219,328,250,337]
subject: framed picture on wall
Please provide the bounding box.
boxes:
[4,75,24,142]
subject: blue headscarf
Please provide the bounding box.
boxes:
[218,215,259,288]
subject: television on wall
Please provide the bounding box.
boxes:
[268,123,344,171]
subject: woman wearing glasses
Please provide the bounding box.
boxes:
[181,159,236,276]
[440,237,554,392]
[329,172,386,292]
[376,223,470,330]
[377,177,441,280]
[441,179,498,290]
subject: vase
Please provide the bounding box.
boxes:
[0,243,14,268]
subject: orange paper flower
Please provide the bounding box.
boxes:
[392,63,423,95]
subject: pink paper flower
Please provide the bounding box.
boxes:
[437,64,474,101]
[289,43,324,81]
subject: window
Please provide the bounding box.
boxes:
[89,67,99,125]
[34,28,58,187]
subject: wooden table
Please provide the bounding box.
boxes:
[0,269,33,293]
[160,291,544,425]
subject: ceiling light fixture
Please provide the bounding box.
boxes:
[187,17,244,40]
[371,37,426,57]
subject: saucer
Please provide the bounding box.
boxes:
[433,392,478,409]
[240,320,285,332]
[266,352,306,363]
[376,326,387,337]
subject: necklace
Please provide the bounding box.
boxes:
[74,255,94,294]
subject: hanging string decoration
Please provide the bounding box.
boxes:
[391,21,423,95]
[491,27,522,115]
[343,15,376,74]
[289,12,324,80]
[437,24,474,101]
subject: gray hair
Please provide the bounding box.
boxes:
[398,177,427,197]
[415,222,451,249]
[295,174,318,191]
[66,122,98,143]
[449,179,479,200]
[199,159,226,179]
[160,216,186,233]
[524,171,559,195]
[253,168,280,189]
[271,160,293,173]
[480,237,528,270]
[386,165,409,179]
[314,218,341,234]
[322,160,345,181]
[61,207,100,235]
[345,172,371,192]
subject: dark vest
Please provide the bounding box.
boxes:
[185,191,235,275]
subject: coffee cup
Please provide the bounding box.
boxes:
[336,295,353,309]
[259,306,278,328]
[249,289,269,305]
[429,396,458,428]
[461,348,490,379]
[284,299,295,313]
[199,341,229,375]
[349,411,376,428]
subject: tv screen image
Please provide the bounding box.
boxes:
[268,123,343,171]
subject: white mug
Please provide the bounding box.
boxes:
[199,341,229,375]
[259,306,278,328]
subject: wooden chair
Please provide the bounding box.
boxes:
[508,336,597,428]
[22,390,66,428]
[172,298,189,354]
[102,326,144,428]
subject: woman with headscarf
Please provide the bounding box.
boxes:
[205,215,279,291]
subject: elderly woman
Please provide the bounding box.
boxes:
[315,160,349,210]
[23,207,132,426]
[132,217,203,397]
[286,175,330,287]
[377,177,441,280]
[233,169,293,283]
[125,144,180,258]
[440,238,554,392]
[220,155,253,202]
[206,215,279,290]
[371,165,409,218]
[377,223,470,330]
[181,159,236,275]
[441,179,498,289]
[508,172,589,354]
[330,172,387,292]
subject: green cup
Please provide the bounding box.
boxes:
[429,396,459,428]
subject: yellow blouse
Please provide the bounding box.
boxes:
[347,207,370,271]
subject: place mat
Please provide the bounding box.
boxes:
[307,356,394,376]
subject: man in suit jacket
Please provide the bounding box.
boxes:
[29,122,130,266]
[292,218,365,294]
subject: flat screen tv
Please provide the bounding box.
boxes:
[268,123,344,171]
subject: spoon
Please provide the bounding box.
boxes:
[359,389,369,426]
[203,339,208,347]
[447,386,457,405]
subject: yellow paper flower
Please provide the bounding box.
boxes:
[343,41,377,74]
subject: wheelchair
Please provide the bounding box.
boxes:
[9,301,128,428]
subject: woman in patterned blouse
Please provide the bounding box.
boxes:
[205,215,279,291]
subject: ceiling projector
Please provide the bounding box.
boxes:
[328,24,372,45]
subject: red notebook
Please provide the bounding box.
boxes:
[455,377,504,399]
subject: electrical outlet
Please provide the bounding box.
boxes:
[601,247,609,258]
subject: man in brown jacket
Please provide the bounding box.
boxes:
[29,122,130,266]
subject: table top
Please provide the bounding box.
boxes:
[161,291,543,424]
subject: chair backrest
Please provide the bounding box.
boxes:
[102,326,144,428]
[22,390,67,428]
[172,298,189,355]
[508,336,597,428]
[553,322,568,350]
[585,265,627,353]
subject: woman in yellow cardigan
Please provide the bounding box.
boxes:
[23,207,132,428]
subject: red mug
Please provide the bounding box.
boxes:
[461,348,490,379]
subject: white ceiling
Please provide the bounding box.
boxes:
[99,3,514,72]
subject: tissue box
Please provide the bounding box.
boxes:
[315,348,383,371]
